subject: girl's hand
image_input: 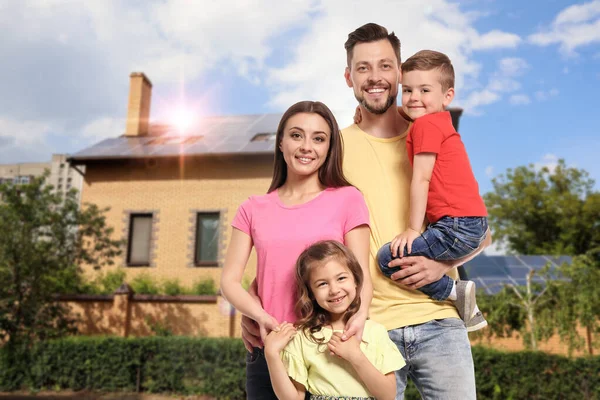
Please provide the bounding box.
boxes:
[258,313,280,341]
[342,311,367,342]
[328,332,362,363]
[264,322,297,356]
[390,228,421,258]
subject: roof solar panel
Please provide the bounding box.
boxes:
[69,113,283,163]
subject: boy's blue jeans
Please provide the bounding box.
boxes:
[377,216,488,301]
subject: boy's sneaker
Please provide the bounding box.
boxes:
[454,280,476,324]
[466,311,488,332]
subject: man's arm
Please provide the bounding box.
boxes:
[390,228,492,289]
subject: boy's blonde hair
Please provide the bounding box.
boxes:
[401,50,455,91]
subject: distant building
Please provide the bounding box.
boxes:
[0,154,84,204]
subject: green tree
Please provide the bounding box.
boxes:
[484,159,599,255]
[479,160,600,354]
[0,173,123,350]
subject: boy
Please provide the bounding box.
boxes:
[377,50,489,331]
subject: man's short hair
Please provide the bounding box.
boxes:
[401,50,455,91]
[345,23,401,67]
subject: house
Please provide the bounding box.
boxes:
[68,73,279,287]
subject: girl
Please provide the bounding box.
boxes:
[264,240,405,400]
[220,101,372,399]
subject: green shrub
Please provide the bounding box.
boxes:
[2,338,598,399]
[162,279,187,296]
[130,273,161,295]
[192,278,217,295]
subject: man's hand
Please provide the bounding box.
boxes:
[328,332,362,363]
[390,228,421,258]
[241,315,263,352]
[389,256,452,290]
[353,106,363,124]
[342,311,367,342]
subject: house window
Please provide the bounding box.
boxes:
[127,213,153,266]
[194,212,220,266]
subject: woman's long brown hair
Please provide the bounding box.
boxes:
[294,240,364,343]
[267,101,352,193]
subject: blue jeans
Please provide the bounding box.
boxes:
[246,347,311,399]
[389,318,476,400]
[377,217,487,301]
[246,347,277,400]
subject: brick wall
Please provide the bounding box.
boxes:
[80,154,273,289]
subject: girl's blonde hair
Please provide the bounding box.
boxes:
[294,240,363,341]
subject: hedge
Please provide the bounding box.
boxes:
[1,338,598,399]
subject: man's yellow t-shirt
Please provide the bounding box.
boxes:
[341,123,459,330]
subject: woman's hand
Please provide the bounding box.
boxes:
[258,313,281,342]
[264,322,297,357]
[342,310,367,342]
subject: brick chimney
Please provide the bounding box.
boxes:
[125,72,152,137]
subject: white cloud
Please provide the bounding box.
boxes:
[81,117,126,142]
[0,117,55,163]
[0,0,523,160]
[509,94,531,105]
[0,117,52,146]
[528,0,600,56]
[457,57,528,114]
[534,153,559,173]
[461,90,500,115]
[471,30,522,50]
[535,88,559,101]
[485,166,494,178]
[498,57,530,76]
[265,0,520,118]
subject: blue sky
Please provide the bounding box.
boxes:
[1,0,599,195]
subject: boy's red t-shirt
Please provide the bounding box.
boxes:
[406,111,487,223]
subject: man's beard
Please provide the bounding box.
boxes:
[356,91,396,115]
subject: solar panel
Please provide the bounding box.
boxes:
[69,113,283,163]
[465,254,571,294]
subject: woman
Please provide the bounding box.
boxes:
[220,101,371,399]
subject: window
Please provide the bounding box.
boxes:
[127,213,153,266]
[194,212,219,266]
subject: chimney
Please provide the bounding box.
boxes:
[125,72,152,137]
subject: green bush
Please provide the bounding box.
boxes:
[192,278,218,295]
[0,336,245,399]
[130,273,161,295]
[162,278,187,296]
[2,339,598,399]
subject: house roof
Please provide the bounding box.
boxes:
[68,113,282,164]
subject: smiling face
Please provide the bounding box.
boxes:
[279,112,331,182]
[309,257,357,323]
[401,68,454,120]
[345,39,401,115]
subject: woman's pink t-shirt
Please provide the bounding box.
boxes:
[231,186,369,324]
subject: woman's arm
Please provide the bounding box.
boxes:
[220,228,279,336]
[343,225,372,341]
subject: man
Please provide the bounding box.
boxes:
[341,23,488,399]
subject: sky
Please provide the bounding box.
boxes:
[1,0,599,197]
